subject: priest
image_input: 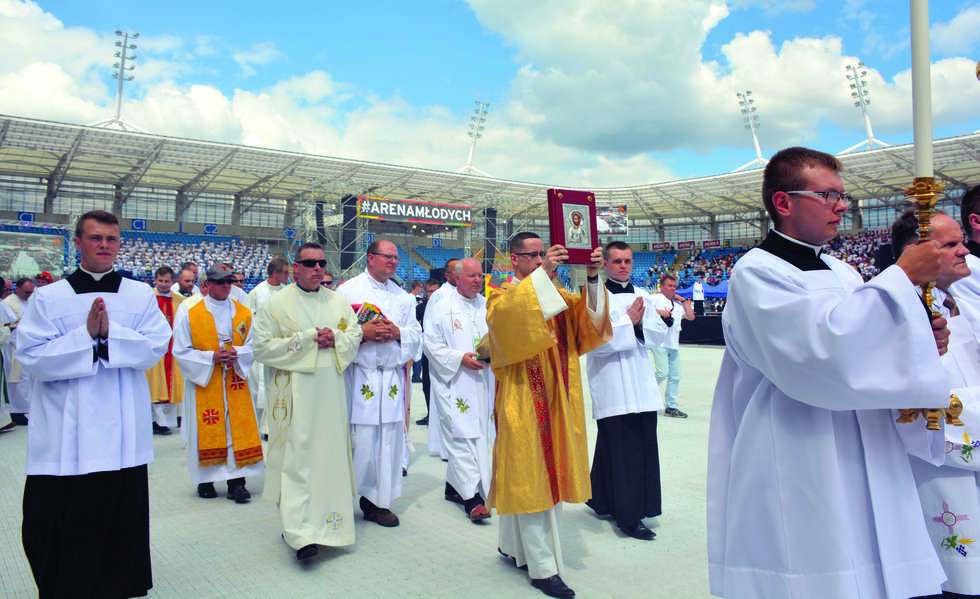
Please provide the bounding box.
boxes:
[4,276,35,425]
[246,256,289,434]
[17,210,170,598]
[423,256,460,460]
[337,239,422,528]
[253,242,362,561]
[173,264,262,503]
[894,208,980,598]
[146,265,184,435]
[708,147,952,599]
[424,258,493,522]
[488,232,611,599]
[585,241,668,541]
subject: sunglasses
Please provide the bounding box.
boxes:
[207,279,233,285]
[296,259,327,268]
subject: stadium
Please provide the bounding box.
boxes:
[0,113,978,298]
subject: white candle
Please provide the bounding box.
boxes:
[910,0,934,178]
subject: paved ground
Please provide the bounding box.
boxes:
[0,345,723,599]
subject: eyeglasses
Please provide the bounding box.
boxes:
[207,279,233,285]
[296,259,327,268]
[370,252,399,261]
[785,190,853,207]
[513,251,546,259]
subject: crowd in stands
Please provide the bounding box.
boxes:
[825,228,889,281]
[115,238,272,289]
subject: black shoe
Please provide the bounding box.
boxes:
[10,413,27,426]
[497,547,527,571]
[530,574,575,598]
[402,467,408,477]
[0,421,15,433]
[664,407,688,419]
[619,521,656,540]
[296,544,318,561]
[261,433,269,441]
[152,422,172,436]
[177,416,182,427]
[415,416,429,425]
[197,482,217,499]
[227,480,251,503]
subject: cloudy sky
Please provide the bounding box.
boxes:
[1,0,978,187]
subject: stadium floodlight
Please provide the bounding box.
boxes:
[733,90,768,172]
[457,100,493,177]
[839,60,889,154]
[90,30,146,132]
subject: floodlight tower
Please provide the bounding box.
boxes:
[457,100,492,177]
[839,61,889,153]
[733,90,767,172]
[90,30,146,132]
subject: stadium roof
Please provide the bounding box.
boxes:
[1,113,978,223]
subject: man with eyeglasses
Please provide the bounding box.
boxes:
[173,264,262,506]
[246,257,290,439]
[337,239,422,528]
[488,232,611,598]
[253,242,362,560]
[708,147,953,599]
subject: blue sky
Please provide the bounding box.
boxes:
[3,0,979,185]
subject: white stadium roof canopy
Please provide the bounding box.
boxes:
[1,114,978,223]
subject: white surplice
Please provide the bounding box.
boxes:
[4,294,33,415]
[16,273,171,476]
[708,248,951,599]
[246,280,285,412]
[586,282,667,419]
[337,271,422,508]
[172,296,262,485]
[253,284,362,549]
[907,287,980,595]
[0,300,17,422]
[424,288,493,500]
[423,282,456,458]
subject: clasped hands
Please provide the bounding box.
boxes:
[86,297,109,339]
[361,317,399,344]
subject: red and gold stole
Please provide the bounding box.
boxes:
[155,294,176,400]
[188,300,263,468]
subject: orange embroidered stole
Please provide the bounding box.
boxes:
[188,300,263,468]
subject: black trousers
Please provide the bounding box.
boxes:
[586,411,662,528]
[421,354,431,411]
[23,465,152,599]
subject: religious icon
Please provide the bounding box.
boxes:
[547,188,599,264]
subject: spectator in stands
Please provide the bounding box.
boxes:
[34,272,53,287]
[232,272,246,289]
[652,274,694,419]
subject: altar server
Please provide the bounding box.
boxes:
[18,210,170,598]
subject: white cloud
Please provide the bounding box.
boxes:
[932,4,980,56]
[232,41,282,76]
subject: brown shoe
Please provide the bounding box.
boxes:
[364,508,400,527]
[360,496,400,527]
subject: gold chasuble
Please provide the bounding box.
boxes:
[188,300,263,468]
[487,276,611,514]
[146,290,184,404]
